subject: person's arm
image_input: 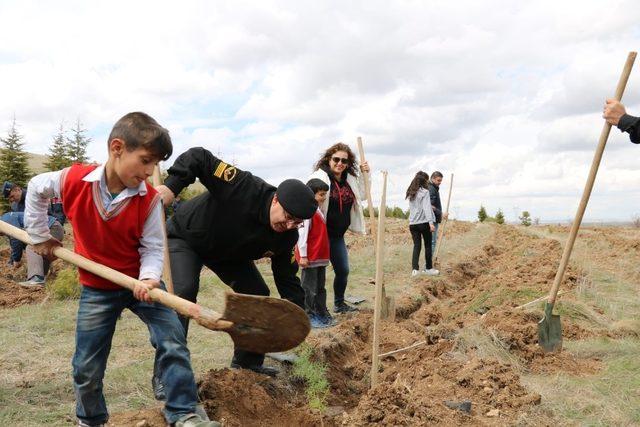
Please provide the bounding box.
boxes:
[271,250,305,309]
[162,147,244,201]
[603,99,640,144]
[138,201,164,282]
[296,219,311,267]
[24,171,65,254]
[429,187,442,219]
[422,195,436,225]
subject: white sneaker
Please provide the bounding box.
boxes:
[411,270,420,277]
[423,269,440,276]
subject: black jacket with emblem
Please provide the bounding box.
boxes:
[164,147,300,293]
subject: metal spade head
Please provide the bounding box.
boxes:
[218,293,311,354]
[538,302,562,352]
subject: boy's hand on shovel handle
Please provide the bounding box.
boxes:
[135,279,160,303]
[32,238,62,260]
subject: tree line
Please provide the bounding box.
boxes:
[0,118,91,188]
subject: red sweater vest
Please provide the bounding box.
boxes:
[295,210,330,267]
[61,164,161,290]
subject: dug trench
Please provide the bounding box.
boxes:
[106,222,628,425]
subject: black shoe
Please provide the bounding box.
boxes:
[230,363,279,377]
[152,375,166,401]
[334,301,358,313]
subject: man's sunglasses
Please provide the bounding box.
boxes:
[331,156,350,165]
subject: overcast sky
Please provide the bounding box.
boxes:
[1,0,639,222]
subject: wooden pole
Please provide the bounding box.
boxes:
[357,137,376,237]
[370,171,387,387]
[546,51,636,307]
[433,173,454,263]
[152,165,174,294]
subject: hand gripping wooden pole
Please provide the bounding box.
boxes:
[357,137,376,236]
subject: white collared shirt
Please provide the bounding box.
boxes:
[24,165,164,281]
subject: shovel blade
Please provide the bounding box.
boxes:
[220,293,310,354]
[538,302,562,352]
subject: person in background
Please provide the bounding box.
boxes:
[0,211,64,287]
[406,172,439,277]
[295,178,335,328]
[308,143,369,314]
[2,181,26,212]
[428,171,448,255]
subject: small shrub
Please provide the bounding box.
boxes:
[519,211,532,226]
[48,267,80,300]
[293,344,329,411]
[495,209,505,225]
[632,215,640,229]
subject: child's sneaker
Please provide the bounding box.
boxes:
[411,269,420,277]
[423,268,440,276]
[18,275,45,288]
[309,314,331,329]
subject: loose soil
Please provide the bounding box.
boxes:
[105,222,614,426]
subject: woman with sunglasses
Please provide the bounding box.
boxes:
[308,143,369,313]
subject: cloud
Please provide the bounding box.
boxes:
[0,0,639,221]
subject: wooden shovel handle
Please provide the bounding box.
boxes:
[0,220,231,330]
[152,165,174,294]
[357,137,376,235]
[547,51,636,305]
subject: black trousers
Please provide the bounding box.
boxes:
[167,234,267,367]
[409,223,433,270]
[300,266,328,315]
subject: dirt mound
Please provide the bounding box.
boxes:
[198,369,321,426]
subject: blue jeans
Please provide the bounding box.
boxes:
[73,285,197,425]
[431,223,439,255]
[329,236,350,305]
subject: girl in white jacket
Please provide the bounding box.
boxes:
[406,171,439,276]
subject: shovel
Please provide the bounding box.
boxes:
[151,165,174,294]
[0,220,310,353]
[538,51,636,352]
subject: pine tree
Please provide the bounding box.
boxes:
[478,205,488,222]
[495,209,505,225]
[0,118,31,187]
[67,119,91,164]
[44,123,73,171]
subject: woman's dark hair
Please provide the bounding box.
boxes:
[313,142,359,177]
[405,171,430,201]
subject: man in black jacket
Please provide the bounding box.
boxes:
[428,171,448,255]
[603,99,640,143]
[156,147,317,377]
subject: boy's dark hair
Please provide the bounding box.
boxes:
[431,171,443,179]
[108,112,172,161]
[306,178,329,194]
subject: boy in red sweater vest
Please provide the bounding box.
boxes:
[25,113,219,427]
[295,178,335,328]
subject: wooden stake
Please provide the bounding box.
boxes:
[152,165,174,294]
[357,137,376,237]
[370,171,388,387]
[379,340,426,359]
[434,173,454,263]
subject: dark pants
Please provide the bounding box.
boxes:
[301,266,327,315]
[73,285,197,425]
[329,235,349,305]
[410,223,433,270]
[167,230,302,368]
